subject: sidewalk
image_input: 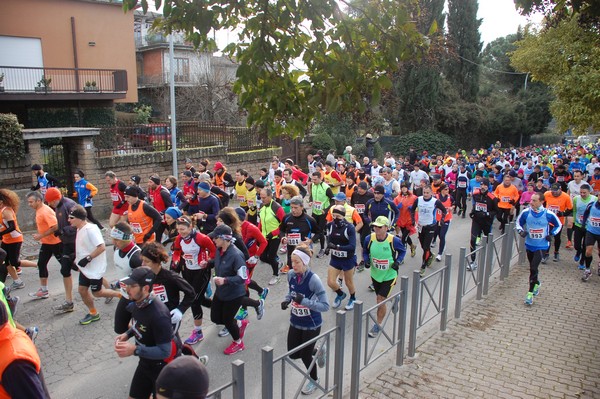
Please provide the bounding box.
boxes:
[360,258,600,399]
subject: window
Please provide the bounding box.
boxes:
[174,58,190,82]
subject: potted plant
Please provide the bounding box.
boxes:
[35,75,52,93]
[84,81,98,92]
[0,73,4,92]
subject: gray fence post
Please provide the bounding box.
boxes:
[440,254,452,331]
[350,301,364,399]
[518,234,526,265]
[333,310,346,399]
[500,228,510,281]
[232,359,245,399]
[261,346,274,399]
[476,238,486,300]
[397,276,409,366]
[408,270,421,357]
[455,247,467,319]
[483,233,494,296]
[503,222,515,278]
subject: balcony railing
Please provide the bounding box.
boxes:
[0,66,127,94]
[137,73,193,86]
[134,32,191,48]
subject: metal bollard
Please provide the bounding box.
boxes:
[518,235,526,265]
[408,270,421,357]
[261,346,274,399]
[500,228,510,281]
[440,254,452,331]
[483,233,494,295]
[333,310,346,399]
[455,247,467,319]
[232,360,245,399]
[397,276,409,366]
[350,301,364,399]
[476,238,486,300]
[503,223,515,278]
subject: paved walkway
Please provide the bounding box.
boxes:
[359,257,600,399]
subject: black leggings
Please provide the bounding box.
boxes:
[260,237,280,277]
[470,220,492,262]
[38,243,62,279]
[436,221,450,254]
[114,296,133,334]
[287,325,321,381]
[211,296,244,341]
[526,249,543,292]
[0,242,22,283]
[455,189,468,214]
[400,227,413,247]
[85,206,104,229]
[496,208,512,233]
[182,268,212,320]
[129,358,166,399]
[313,213,327,249]
[574,225,586,263]
[60,242,76,278]
[418,225,436,267]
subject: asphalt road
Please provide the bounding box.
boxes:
[12,213,498,398]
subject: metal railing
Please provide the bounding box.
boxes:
[0,66,127,93]
[349,277,409,399]
[456,239,487,319]
[408,254,452,357]
[207,359,245,399]
[261,311,346,399]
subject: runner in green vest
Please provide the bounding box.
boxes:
[309,172,334,258]
[363,216,406,338]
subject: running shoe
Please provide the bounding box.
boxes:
[105,296,114,304]
[466,262,478,271]
[316,249,326,259]
[344,298,355,311]
[578,263,585,270]
[257,299,265,320]
[224,340,245,355]
[234,308,248,320]
[185,329,204,345]
[301,378,320,395]
[8,281,24,292]
[260,287,269,301]
[205,283,213,299]
[54,301,74,313]
[574,254,581,262]
[582,269,592,282]
[218,327,230,337]
[268,276,280,285]
[16,267,22,275]
[79,313,100,325]
[198,355,209,366]
[332,292,347,309]
[315,342,327,368]
[368,324,381,338]
[356,264,365,272]
[109,281,120,291]
[430,240,436,248]
[279,264,290,274]
[410,244,416,258]
[532,282,540,296]
[28,288,49,299]
[435,254,443,262]
[553,253,560,262]
[475,236,481,246]
[368,284,375,292]
[426,255,434,268]
[25,326,39,342]
[419,268,426,277]
[524,292,533,306]
[566,240,573,249]
[238,319,249,339]
[7,295,19,316]
[541,254,549,264]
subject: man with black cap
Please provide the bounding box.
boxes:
[30,163,60,196]
[468,180,498,270]
[365,185,400,231]
[69,205,121,325]
[156,356,209,399]
[114,267,174,399]
[193,182,221,234]
[124,186,163,246]
[0,299,50,398]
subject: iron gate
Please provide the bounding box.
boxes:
[40,138,73,193]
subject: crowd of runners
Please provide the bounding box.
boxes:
[1,138,600,397]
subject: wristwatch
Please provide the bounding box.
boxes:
[86,255,92,262]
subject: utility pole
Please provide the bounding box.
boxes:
[169,33,178,176]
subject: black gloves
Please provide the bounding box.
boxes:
[266,233,273,240]
[143,233,152,242]
[546,235,552,242]
[364,261,371,269]
[326,242,337,250]
[116,200,125,209]
[281,300,291,310]
[78,256,91,268]
[229,192,234,199]
[519,230,528,238]
[469,212,474,219]
[555,211,564,216]
[509,199,516,205]
[86,197,92,202]
[392,261,400,271]
[293,292,304,304]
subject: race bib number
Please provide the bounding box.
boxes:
[528,228,544,239]
[287,233,301,246]
[131,223,143,234]
[111,192,120,202]
[153,284,169,303]
[183,253,198,269]
[237,195,245,202]
[312,201,323,211]
[373,258,389,270]
[589,217,600,228]
[40,186,47,196]
[458,181,467,188]
[501,196,511,203]
[577,214,583,224]
[355,203,365,214]
[331,249,348,258]
[290,302,311,317]
[557,176,565,182]
[547,205,560,213]
[475,203,487,212]
[247,199,256,208]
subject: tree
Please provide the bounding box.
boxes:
[510,16,600,134]
[445,0,482,102]
[515,0,600,28]
[123,0,428,137]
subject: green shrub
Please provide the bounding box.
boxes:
[389,130,455,157]
[134,105,152,124]
[311,132,336,153]
[27,108,78,128]
[0,113,25,160]
[82,107,116,127]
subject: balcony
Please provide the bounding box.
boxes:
[0,66,128,101]
[134,32,192,50]
[138,73,195,88]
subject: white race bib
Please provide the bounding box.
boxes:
[458,181,467,188]
[183,253,199,269]
[111,192,120,202]
[290,302,311,317]
[153,284,169,303]
[528,228,544,239]
[355,203,365,214]
[331,249,348,258]
[475,203,487,212]
[312,201,323,211]
[130,223,143,234]
[501,196,510,203]
[373,258,389,270]
[287,233,301,246]
[589,217,600,228]
[547,205,559,213]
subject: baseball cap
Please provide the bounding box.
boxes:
[208,224,233,240]
[213,161,224,171]
[69,207,87,220]
[122,267,155,287]
[334,192,347,202]
[124,186,139,197]
[155,356,209,399]
[373,185,385,194]
[550,183,561,191]
[371,215,390,228]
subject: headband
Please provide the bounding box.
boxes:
[292,249,311,266]
[110,227,132,241]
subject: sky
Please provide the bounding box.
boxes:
[478,0,542,44]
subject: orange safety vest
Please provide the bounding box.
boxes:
[0,207,23,245]
[436,194,453,222]
[345,184,356,202]
[0,326,42,399]
[128,200,155,244]
[214,168,227,189]
[273,180,282,200]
